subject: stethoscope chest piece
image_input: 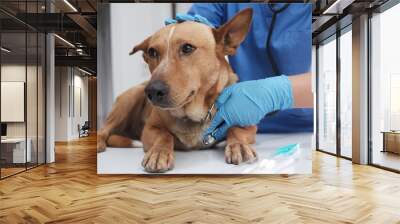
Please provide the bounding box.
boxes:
[203,134,216,145]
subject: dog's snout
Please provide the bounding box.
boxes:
[145,80,169,104]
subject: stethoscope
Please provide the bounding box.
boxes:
[266,3,289,76]
[203,4,290,145]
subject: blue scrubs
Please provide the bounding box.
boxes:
[189,3,313,133]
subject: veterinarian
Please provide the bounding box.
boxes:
[185,3,314,141]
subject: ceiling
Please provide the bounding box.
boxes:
[0,0,97,74]
[0,0,394,75]
[312,0,390,43]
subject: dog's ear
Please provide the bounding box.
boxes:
[213,8,253,55]
[129,36,151,56]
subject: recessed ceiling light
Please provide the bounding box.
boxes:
[1,47,11,53]
[54,34,75,48]
[322,0,354,15]
[78,67,93,76]
[63,0,78,12]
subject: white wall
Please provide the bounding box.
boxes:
[55,67,68,141]
[1,64,26,128]
[1,63,46,164]
[97,3,172,127]
[109,4,167,95]
[72,73,89,137]
[54,67,89,141]
[176,3,192,14]
[1,65,38,138]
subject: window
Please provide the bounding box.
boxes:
[370,3,400,171]
[317,36,337,154]
[0,1,47,179]
[316,27,353,159]
[1,31,28,177]
[339,28,352,158]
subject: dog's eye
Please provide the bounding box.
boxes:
[181,44,196,55]
[147,48,159,58]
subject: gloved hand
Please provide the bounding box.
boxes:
[165,13,215,28]
[204,75,293,142]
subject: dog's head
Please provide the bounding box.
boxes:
[130,8,252,110]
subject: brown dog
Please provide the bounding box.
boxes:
[97,8,258,173]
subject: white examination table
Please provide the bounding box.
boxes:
[97,133,312,174]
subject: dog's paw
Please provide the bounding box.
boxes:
[225,143,257,165]
[142,148,174,173]
[97,140,106,153]
[97,134,107,153]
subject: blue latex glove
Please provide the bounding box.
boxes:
[204,75,294,141]
[164,13,215,28]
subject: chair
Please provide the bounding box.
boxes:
[78,121,90,138]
